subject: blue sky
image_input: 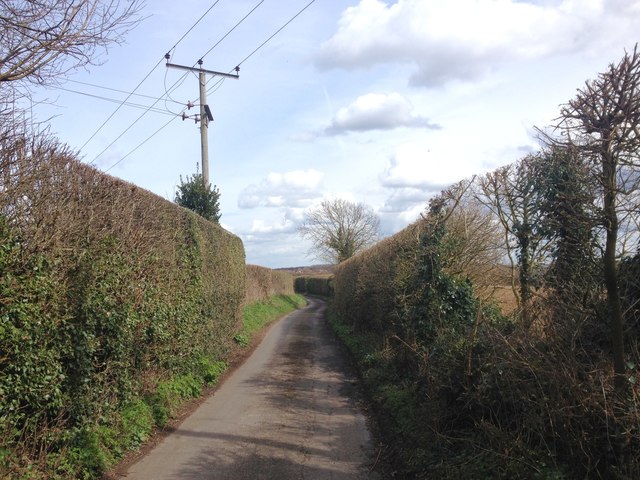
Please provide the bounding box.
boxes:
[33,0,640,267]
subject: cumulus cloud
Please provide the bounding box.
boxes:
[237,208,314,267]
[249,219,297,234]
[324,92,440,135]
[238,169,324,209]
[379,187,430,214]
[380,144,465,192]
[316,0,640,87]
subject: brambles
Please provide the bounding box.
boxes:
[330,70,640,475]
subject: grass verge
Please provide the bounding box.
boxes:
[32,294,307,479]
[235,294,307,346]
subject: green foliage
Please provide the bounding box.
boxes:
[330,165,640,478]
[174,172,221,223]
[233,333,250,346]
[293,276,334,296]
[154,375,201,415]
[196,358,228,385]
[66,426,116,478]
[64,236,141,424]
[0,217,67,450]
[329,191,587,478]
[0,150,245,478]
[242,294,306,338]
[119,400,154,450]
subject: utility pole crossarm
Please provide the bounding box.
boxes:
[165,58,239,189]
[165,62,240,79]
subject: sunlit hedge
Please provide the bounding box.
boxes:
[0,133,245,477]
[245,264,294,305]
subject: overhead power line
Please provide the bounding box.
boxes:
[171,0,223,54]
[199,0,266,61]
[90,70,191,165]
[81,0,224,153]
[236,0,317,68]
[101,0,319,173]
[100,0,263,169]
[55,86,177,116]
[67,78,184,105]
[104,115,181,173]
[80,59,166,152]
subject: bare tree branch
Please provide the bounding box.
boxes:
[0,0,144,90]
[298,199,380,264]
[541,45,640,393]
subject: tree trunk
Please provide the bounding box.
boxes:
[602,152,626,393]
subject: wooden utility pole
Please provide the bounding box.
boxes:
[166,58,239,187]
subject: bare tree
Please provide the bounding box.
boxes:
[477,155,551,324]
[541,46,640,392]
[299,199,380,264]
[440,179,505,298]
[0,0,144,90]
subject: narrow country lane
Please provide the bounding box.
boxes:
[120,297,378,479]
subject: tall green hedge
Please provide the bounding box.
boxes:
[0,137,245,477]
[245,264,295,305]
[293,276,334,296]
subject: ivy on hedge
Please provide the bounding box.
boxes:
[0,151,245,478]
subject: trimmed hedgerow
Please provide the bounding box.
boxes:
[244,264,295,305]
[0,133,244,478]
[293,276,333,296]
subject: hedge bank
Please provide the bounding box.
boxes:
[293,275,333,296]
[330,191,640,479]
[245,264,295,305]
[0,135,245,478]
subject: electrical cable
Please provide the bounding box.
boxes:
[80,0,224,153]
[163,67,192,114]
[206,77,225,95]
[199,0,266,62]
[66,79,183,105]
[89,71,191,165]
[79,58,165,152]
[170,0,223,54]
[55,86,176,116]
[104,114,181,173]
[236,0,317,68]
[202,1,316,95]
[100,0,319,172]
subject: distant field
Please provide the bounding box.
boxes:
[277,264,336,277]
[489,285,519,314]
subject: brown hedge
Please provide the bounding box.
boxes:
[0,133,245,473]
[244,264,295,305]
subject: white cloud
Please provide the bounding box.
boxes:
[236,208,315,267]
[238,169,324,209]
[324,92,440,135]
[379,204,426,236]
[249,218,297,234]
[380,187,429,213]
[316,0,640,87]
[380,144,468,191]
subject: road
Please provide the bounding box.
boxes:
[120,297,378,479]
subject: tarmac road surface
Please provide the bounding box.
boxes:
[120,297,378,479]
